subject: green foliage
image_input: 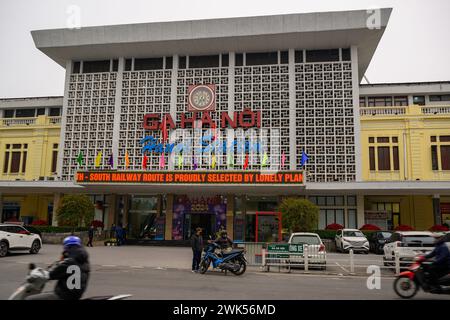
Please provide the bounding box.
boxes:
[31,225,89,233]
[57,194,95,229]
[279,198,319,232]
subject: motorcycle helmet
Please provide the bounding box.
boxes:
[63,235,82,249]
[220,230,228,238]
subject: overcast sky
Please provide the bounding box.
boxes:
[0,0,449,98]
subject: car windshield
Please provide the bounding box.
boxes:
[403,235,434,245]
[291,235,321,245]
[380,232,392,239]
[343,230,364,237]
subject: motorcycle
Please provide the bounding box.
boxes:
[393,255,450,299]
[199,241,247,275]
[9,263,132,300]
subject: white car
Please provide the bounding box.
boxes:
[383,231,435,267]
[288,232,326,270]
[335,229,369,253]
[0,224,42,257]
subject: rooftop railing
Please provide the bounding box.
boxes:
[360,105,450,117]
[0,116,61,127]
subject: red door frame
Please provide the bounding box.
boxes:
[255,211,282,243]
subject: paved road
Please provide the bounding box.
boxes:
[0,245,448,300]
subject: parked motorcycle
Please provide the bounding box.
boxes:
[199,242,247,275]
[9,263,132,300]
[393,255,450,298]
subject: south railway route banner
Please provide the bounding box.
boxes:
[75,171,304,185]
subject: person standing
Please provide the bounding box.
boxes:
[191,227,204,273]
[87,225,95,247]
[115,224,123,246]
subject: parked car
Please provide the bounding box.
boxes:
[367,231,392,254]
[288,232,326,269]
[0,223,42,257]
[335,229,369,254]
[383,231,435,267]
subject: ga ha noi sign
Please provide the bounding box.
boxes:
[75,171,304,185]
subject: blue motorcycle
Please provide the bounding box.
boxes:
[199,242,247,275]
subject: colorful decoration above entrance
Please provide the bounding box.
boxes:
[75,171,304,185]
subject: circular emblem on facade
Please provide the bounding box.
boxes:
[187,84,216,111]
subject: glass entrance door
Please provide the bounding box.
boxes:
[188,213,216,240]
[255,212,282,242]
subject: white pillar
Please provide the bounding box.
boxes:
[350,46,362,182]
[356,194,365,228]
[288,48,296,171]
[112,57,125,169]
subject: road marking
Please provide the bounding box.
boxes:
[101,264,117,267]
[131,266,144,269]
[335,262,350,273]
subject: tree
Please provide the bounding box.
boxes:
[279,198,319,232]
[57,194,95,229]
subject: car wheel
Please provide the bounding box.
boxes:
[0,241,8,257]
[30,240,41,254]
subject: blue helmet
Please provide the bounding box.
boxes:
[63,236,81,248]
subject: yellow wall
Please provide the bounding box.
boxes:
[0,115,60,181]
[364,195,434,230]
[360,105,450,181]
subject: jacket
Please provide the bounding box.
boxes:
[215,236,233,249]
[49,246,90,300]
[191,234,204,252]
[426,241,450,268]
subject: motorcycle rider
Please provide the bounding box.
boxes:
[26,235,90,300]
[215,230,234,252]
[424,232,450,291]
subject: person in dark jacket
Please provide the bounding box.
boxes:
[27,236,90,300]
[215,230,233,250]
[425,233,450,290]
[191,227,204,272]
[87,225,95,247]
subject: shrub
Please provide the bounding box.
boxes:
[325,223,344,230]
[57,194,95,229]
[30,225,89,233]
[279,198,319,232]
[31,219,48,226]
[91,220,104,228]
[394,224,415,231]
[429,224,449,232]
[360,224,381,231]
[314,230,337,239]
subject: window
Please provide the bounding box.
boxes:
[51,151,58,173]
[294,50,303,63]
[342,48,351,61]
[235,53,243,66]
[305,49,339,62]
[394,96,408,106]
[245,52,278,66]
[369,147,376,170]
[371,202,400,229]
[36,108,45,116]
[125,59,132,71]
[431,135,450,170]
[72,61,81,74]
[221,54,229,67]
[360,97,366,107]
[2,144,28,175]
[368,96,393,107]
[431,146,439,170]
[134,57,164,70]
[179,56,186,69]
[377,147,391,170]
[10,152,21,173]
[442,146,450,170]
[413,95,425,106]
[280,51,288,64]
[368,136,400,171]
[15,109,35,118]
[430,94,450,102]
[82,60,110,73]
[112,59,118,72]
[188,55,219,68]
[49,107,61,116]
[4,109,14,118]
[165,56,173,69]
